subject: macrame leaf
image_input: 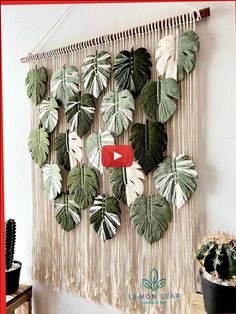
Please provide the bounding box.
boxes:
[110,162,144,206]
[55,132,70,171]
[28,127,49,167]
[156,31,200,81]
[130,121,167,175]
[38,97,59,133]
[130,195,172,244]
[55,132,83,171]
[153,154,198,208]
[51,66,79,106]
[113,47,152,97]
[68,132,83,168]
[82,51,111,98]
[90,195,121,241]
[54,193,81,232]
[42,163,62,200]
[66,92,95,137]
[86,130,114,173]
[101,90,135,136]
[25,66,47,104]
[141,79,180,123]
[68,165,98,209]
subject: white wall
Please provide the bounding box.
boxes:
[2,2,235,313]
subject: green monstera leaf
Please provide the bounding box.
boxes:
[153,154,198,208]
[110,162,144,206]
[130,120,167,175]
[156,31,200,81]
[141,79,180,123]
[101,90,135,136]
[66,92,95,137]
[90,195,121,241]
[28,127,49,167]
[54,193,81,232]
[68,165,98,209]
[82,51,111,98]
[113,47,152,97]
[25,66,47,105]
[130,195,172,245]
[51,66,79,106]
[55,132,83,171]
[86,130,114,173]
[38,97,59,133]
[42,163,62,200]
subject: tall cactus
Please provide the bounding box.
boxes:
[5,219,16,271]
[196,233,236,280]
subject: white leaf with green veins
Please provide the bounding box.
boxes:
[38,98,59,133]
[42,163,62,200]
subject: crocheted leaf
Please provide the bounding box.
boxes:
[101,90,135,136]
[130,195,172,244]
[153,154,198,208]
[130,120,167,175]
[156,31,199,81]
[141,79,180,123]
[68,165,98,209]
[28,127,49,167]
[38,97,59,133]
[90,195,121,241]
[113,47,152,97]
[42,163,62,200]
[25,66,47,104]
[82,51,111,98]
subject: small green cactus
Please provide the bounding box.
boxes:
[5,219,16,271]
[196,233,236,280]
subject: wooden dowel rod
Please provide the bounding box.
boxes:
[21,7,210,64]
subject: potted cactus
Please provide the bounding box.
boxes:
[196,233,236,314]
[5,219,22,294]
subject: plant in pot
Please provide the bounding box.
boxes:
[5,219,22,294]
[196,232,236,314]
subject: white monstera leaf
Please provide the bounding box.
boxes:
[101,90,135,136]
[153,154,198,208]
[42,163,62,200]
[51,66,79,106]
[82,51,111,98]
[86,130,114,173]
[110,162,144,206]
[38,98,59,133]
[156,30,199,81]
[68,132,83,168]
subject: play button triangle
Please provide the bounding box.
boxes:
[114,151,122,161]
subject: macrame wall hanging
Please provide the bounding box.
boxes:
[23,7,210,314]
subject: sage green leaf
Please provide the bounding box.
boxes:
[86,130,114,173]
[130,120,167,175]
[141,79,180,123]
[42,163,62,200]
[90,195,121,241]
[38,98,59,133]
[153,154,198,208]
[28,127,49,167]
[66,92,95,137]
[130,195,172,244]
[82,51,111,98]
[101,90,135,136]
[68,165,98,209]
[51,66,79,106]
[25,66,47,105]
[156,31,199,81]
[55,132,83,171]
[110,162,144,206]
[113,47,152,97]
[54,193,81,232]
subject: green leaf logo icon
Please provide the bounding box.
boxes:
[141,268,166,291]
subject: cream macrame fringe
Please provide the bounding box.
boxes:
[31,13,197,314]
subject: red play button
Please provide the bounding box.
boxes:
[101,145,133,168]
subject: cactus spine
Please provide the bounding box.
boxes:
[5,219,16,271]
[196,233,236,280]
